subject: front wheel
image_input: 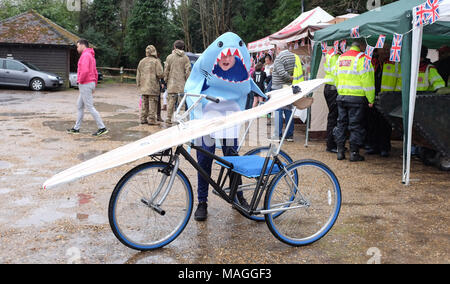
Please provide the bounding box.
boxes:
[109,162,193,251]
[30,78,44,91]
[264,160,341,246]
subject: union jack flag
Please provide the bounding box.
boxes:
[414,3,429,27]
[425,0,441,24]
[375,35,386,49]
[340,40,347,53]
[321,42,328,55]
[351,26,360,38]
[390,33,403,63]
[334,41,340,55]
[364,57,372,71]
[364,45,375,70]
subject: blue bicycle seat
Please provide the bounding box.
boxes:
[216,155,282,178]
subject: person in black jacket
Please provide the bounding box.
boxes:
[252,63,267,108]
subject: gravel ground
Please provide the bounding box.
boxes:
[0,84,448,264]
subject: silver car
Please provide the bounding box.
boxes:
[0,58,64,91]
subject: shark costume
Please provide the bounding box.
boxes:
[184,32,267,209]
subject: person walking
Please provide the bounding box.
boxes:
[67,39,108,137]
[136,45,164,125]
[164,40,191,125]
[333,40,375,162]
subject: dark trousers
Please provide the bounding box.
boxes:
[334,101,366,152]
[324,84,338,150]
[366,107,392,152]
[196,137,242,203]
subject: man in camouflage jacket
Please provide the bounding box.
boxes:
[164,40,191,124]
[137,45,164,125]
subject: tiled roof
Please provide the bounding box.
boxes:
[0,10,81,46]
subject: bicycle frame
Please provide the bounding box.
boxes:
[151,93,301,217]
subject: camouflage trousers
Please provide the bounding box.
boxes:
[141,94,159,124]
[166,93,184,124]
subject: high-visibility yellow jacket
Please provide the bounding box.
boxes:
[292,54,304,85]
[324,48,339,86]
[335,46,375,104]
[417,62,445,92]
[381,61,402,93]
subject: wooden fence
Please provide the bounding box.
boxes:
[97,67,137,83]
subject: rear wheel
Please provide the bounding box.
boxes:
[30,78,44,91]
[109,162,193,251]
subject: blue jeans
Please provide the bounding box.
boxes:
[276,109,294,138]
[196,137,242,203]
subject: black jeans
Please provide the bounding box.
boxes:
[324,84,338,150]
[333,101,366,152]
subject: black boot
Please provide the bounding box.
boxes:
[194,202,208,221]
[337,147,346,160]
[350,151,365,162]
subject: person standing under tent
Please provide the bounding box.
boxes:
[417,46,446,92]
[323,46,341,153]
[333,40,375,162]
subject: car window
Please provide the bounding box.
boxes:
[0,59,4,69]
[20,61,40,71]
[5,60,25,71]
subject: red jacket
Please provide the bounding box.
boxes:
[77,48,98,85]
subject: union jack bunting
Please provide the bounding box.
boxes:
[364,45,375,70]
[321,42,328,55]
[425,0,441,25]
[375,35,386,49]
[334,41,340,55]
[365,45,375,60]
[414,3,429,27]
[364,57,372,71]
[351,26,360,38]
[340,40,347,53]
[390,33,403,62]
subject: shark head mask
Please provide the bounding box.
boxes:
[184,32,267,121]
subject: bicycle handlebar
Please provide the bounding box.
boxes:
[205,96,220,104]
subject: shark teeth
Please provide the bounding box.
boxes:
[216,47,244,62]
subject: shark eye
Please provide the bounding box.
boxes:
[218,41,224,48]
[239,41,244,47]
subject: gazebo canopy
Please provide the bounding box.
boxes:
[311,0,450,184]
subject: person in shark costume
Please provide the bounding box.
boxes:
[184,32,267,221]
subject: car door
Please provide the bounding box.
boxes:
[0,59,5,84]
[4,60,29,86]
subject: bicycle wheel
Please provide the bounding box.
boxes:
[234,147,295,222]
[264,160,341,246]
[109,162,193,251]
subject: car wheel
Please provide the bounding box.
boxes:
[439,156,450,171]
[30,78,45,91]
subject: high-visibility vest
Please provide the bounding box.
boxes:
[324,48,339,86]
[417,62,445,92]
[292,55,304,85]
[335,46,375,104]
[381,61,402,93]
